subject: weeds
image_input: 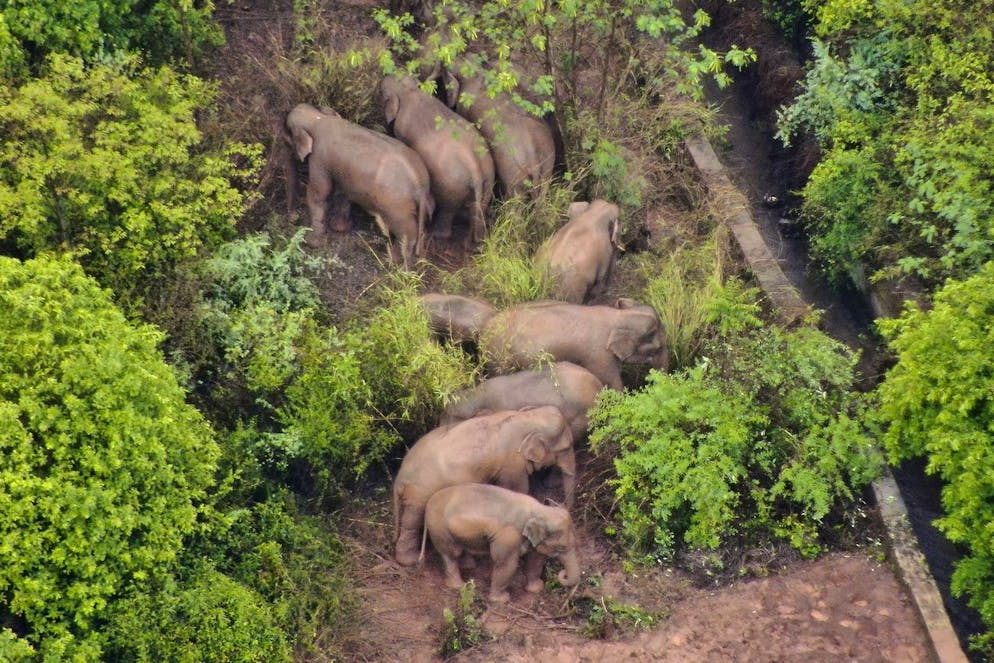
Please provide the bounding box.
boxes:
[438,581,488,658]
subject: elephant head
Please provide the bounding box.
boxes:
[607,298,669,372]
[285,103,323,161]
[517,406,576,508]
[522,507,581,587]
[380,75,421,126]
[568,199,622,249]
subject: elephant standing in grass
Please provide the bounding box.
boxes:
[443,70,556,198]
[285,103,433,268]
[380,76,495,246]
[536,200,622,304]
[393,406,575,566]
[418,292,496,345]
[479,299,669,391]
[423,483,581,603]
[440,362,604,443]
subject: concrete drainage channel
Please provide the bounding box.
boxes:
[685,133,969,663]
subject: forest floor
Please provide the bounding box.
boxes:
[213,0,938,660]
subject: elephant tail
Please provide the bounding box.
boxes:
[417,517,429,565]
[415,191,433,258]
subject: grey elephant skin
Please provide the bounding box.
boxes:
[440,361,604,442]
[285,103,433,268]
[479,299,669,391]
[444,70,555,198]
[423,483,581,603]
[418,292,497,344]
[392,406,575,566]
[536,199,621,304]
[381,76,495,246]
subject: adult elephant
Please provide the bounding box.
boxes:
[479,299,669,391]
[443,69,555,198]
[380,76,495,246]
[440,362,604,443]
[392,406,575,566]
[418,292,496,345]
[424,484,581,603]
[285,103,433,268]
[535,200,622,304]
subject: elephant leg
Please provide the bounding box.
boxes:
[488,544,520,604]
[523,549,546,593]
[373,214,403,266]
[395,502,424,566]
[306,168,333,246]
[458,553,477,570]
[327,191,352,233]
[432,205,457,241]
[440,551,465,589]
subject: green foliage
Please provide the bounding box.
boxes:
[581,597,659,639]
[780,0,994,288]
[274,271,477,500]
[105,567,290,663]
[589,300,881,560]
[0,0,223,79]
[872,261,994,654]
[0,255,219,657]
[0,54,260,311]
[438,581,487,659]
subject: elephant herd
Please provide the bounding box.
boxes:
[284,63,670,603]
[285,67,555,268]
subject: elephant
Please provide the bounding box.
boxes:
[285,103,433,269]
[442,69,556,198]
[392,406,575,566]
[418,292,497,345]
[423,483,581,603]
[535,199,622,304]
[380,76,495,246]
[479,299,669,391]
[440,362,604,443]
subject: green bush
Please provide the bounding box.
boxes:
[105,567,290,663]
[873,261,994,655]
[0,0,223,79]
[590,302,881,560]
[0,255,219,658]
[0,54,260,311]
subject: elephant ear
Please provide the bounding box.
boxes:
[520,433,547,465]
[291,126,314,162]
[550,425,573,452]
[384,92,401,125]
[522,517,548,548]
[444,71,461,109]
[606,324,639,361]
[568,201,590,218]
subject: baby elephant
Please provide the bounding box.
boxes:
[535,199,621,303]
[423,483,581,603]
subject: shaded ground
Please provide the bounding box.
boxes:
[212,2,939,661]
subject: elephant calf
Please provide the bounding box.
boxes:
[440,361,604,443]
[392,406,575,566]
[536,199,622,304]
[423,483,581,603]
[418,292,497,345]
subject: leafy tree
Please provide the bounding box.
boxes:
[873,261,994,655]
[0,54,260,312]
[0,0,223,79]
[0,255,219,658]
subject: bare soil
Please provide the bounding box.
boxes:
[213,2,938,661]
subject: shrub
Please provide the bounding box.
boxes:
[104,568,291,663]
[0,0,223,79]
[590,298,881,560]
[873,262,994,655]
[0,255,219,657]
[0,54,260,312]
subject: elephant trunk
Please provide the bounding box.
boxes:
[556,547,581,587]
[557,449,577,510]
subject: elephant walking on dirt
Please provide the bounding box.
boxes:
[380,76,495,246]
[285,103,433,268]
[536,200,622,304]
[479,299,669,391]
[440,361,604,443]
[423,483,581,603]
[393,406,575,566]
